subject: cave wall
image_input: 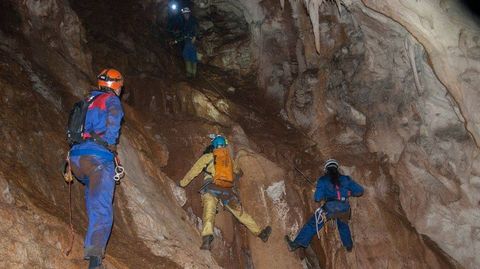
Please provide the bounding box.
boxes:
[194,0,480,267]
[1,0,479,268]
[263,0,479,268]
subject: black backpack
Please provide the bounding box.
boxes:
[66,94,102,146]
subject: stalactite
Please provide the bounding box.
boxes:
[297,0,346,53]
[404,36,423,95]
[335,0,342,17]
[303,0,322,53]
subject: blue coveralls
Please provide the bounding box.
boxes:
[69,90,124,258]
[181,16,198,63]
[293,175,364,250]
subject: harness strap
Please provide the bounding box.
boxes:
[87,131,109,148]
[203,159,214,176]
[81,92,113,150]
[336,184,341,200]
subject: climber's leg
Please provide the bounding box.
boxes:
[336,219,353,251]
[201,192,218,237]
[225,200,262,236]
[293,214,324,247]
[71,156,115,258]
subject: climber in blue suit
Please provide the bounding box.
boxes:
[69,69,124,269]
[285,159,364,252]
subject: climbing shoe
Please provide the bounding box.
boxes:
[258,226,272,242]
[200,235,214,250]
[284,235,300,252]
[346,246,353,252]
[88,256,104,269]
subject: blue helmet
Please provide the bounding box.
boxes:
[211,135,227,149]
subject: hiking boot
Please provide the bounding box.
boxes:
[284,235,300,252]
[88,256,104,269]
[200,235,214,250]
[258,226,272,242]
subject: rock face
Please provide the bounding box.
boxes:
[0,0,479,268]
[194,0,254,74]
[280,1,480,268]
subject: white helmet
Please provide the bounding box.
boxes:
[181,7,191,14]
[324,159,339,172]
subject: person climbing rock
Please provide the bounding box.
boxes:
[178,135,272,250]
[166,1,182,40]
[67,69,125,269]
[179,7,199,78]
[285,159,364,252]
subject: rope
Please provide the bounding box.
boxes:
[62,152,75,256]
[64,181,75,256]
[314,207,327,239]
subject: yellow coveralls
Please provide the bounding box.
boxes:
[180,153,262,237]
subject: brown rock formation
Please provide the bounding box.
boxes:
[0,0,478,268]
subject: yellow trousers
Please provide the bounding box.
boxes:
[185,60,197,78]
[201,192,262,237]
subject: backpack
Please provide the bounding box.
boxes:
[66,94,103,146]
[212,147,234,188]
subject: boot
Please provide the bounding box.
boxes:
[258,226,272,242]
[88,256,104,269]
[200,235,214,250]
[284,235,300,252]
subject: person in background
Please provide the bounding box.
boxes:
[179,7,199,78]
[166,1,182,40]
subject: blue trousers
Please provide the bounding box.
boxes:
[293,213,353,249]
[70,155,115,257]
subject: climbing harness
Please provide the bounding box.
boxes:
[114,156,125,182]
[198,178,213,193]
[314,207,328,239]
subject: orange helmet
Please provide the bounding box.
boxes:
[97,69,124,92]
